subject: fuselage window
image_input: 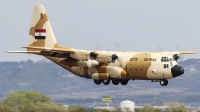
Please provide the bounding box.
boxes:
[170,62,173,66]
[164,64,169,68]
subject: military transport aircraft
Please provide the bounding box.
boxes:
[7,5,197,86]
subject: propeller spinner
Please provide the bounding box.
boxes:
[173,54,180,61]
[111,54,118,63]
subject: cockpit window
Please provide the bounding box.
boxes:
[161,57,169,62]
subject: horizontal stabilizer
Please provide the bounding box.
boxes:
[6,51,40,54]
[22,46,76,53]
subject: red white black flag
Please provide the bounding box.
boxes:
[35,29,46,39]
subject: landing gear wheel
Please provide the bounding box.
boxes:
[103,80,110,85]
[160,79,168,86]
[94,80,102,85]
[112,80,119,85]
[120,80,128,85]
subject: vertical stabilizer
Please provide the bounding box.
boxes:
[28,5,63,50]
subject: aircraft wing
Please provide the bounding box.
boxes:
[178,51,197,54]
[162,51,197,55]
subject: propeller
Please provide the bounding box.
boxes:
[111,54,118,63]
[90,52,98,60]
[89,42,99,60]
[174,44,184,62]
[157,45,163,52]
[111,43,120,63]
[95,41,100,50]
[173,54,180,61]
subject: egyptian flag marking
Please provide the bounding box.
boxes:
[35,29,46,39]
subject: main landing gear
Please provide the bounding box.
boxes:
[103,80,110,85]
[94,79,129,85]
[94,80,102,85]
[160,79,168,86]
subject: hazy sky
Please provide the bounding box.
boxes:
[1,0,200,61]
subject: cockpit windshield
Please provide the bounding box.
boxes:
[161,57,175,62]
[161,57,168,62]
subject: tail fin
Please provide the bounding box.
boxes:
[28,5,66,51]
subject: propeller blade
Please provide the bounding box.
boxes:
[175,44,185,62]
[95,41,100,50]
[115,43,120,51]
[175,44,180,51]
[157,45,162,52]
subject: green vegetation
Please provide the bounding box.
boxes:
[135,105,162,112]
[0,90,192,112]
[0,90,67,112]
[167,103,189,112]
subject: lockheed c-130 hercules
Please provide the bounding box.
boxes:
[7,5,197,86]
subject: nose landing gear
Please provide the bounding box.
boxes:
[160,79,168,86]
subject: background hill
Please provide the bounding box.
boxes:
[0,59,200,106]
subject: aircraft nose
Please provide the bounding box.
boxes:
[171,65,184,77]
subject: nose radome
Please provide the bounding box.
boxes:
[171,65,184,78]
